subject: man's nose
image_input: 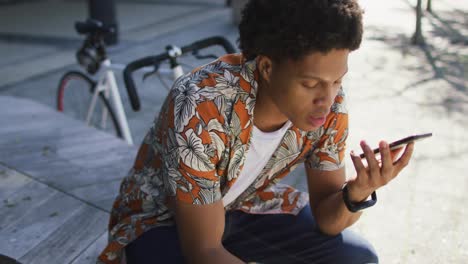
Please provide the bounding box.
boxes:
[313,85,335,107]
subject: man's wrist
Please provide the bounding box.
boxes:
[342,185,377,213]
[345,183,373,203]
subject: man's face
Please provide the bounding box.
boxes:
[266,49,349,131]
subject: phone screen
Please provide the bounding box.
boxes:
[359,133,432,159]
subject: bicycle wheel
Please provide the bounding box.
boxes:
[57,71,122,138]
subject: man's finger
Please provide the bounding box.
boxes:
[361,141,380,181]
[379,141,393,182]
[350,150,367,184]
[390,147,404,163]
[394,142,415,173]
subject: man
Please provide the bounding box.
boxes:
[98,0,414,263]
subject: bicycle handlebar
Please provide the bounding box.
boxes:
[123,36,236,111]
[180,36,236,55]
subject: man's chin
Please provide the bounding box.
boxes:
[305,125,322,132]
[292,122,322,132]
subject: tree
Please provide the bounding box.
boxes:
[412,0,425,45]
[426,0,433,13]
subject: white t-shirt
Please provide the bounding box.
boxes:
[222,120,292,207]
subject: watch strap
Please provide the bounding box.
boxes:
[342,185,377,212]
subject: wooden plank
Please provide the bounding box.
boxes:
[0,148,59,167]
[5,155,131,192]
[0,191,85,259]
[54,138,134,161]
[0,125,96,147]
[0,179,56,232]
[0,139,133,175]
[0,94,136,174]
[2,116,117,142]
[0,97,125,148]
[1,125,135,174]
[1,151,86,188]
[18,205,109,264]
[0,123,126,155]
[0,163,32,201]
[27,163,101,191]
[70,231,108,264]
[0,131,133,190]
[30,158,131,185]
[66,147,136,170]
[0,139,127,169]
[69,179,121,212]
[0,128,118,156]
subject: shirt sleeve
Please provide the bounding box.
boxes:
[305,87,349,171]
[158,75,226,205]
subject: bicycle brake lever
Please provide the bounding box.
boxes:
[142,71,156,81]
[142,64,160,81]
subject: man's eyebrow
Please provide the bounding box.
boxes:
[300,69,348,82]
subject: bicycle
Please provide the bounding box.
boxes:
[56,19,236,145]
[56,19,131,144]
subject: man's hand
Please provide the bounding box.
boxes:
[347,140,415,202]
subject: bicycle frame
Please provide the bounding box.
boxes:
[86,58,184,146]
[88,59,134,145]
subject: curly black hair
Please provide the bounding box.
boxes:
[238,0,364,62]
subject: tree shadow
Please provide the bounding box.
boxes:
[364,6,467,117]
[427,9,468,45]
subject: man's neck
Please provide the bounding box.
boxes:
[253,83,289,132]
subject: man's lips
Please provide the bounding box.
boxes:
[308,115,327,127]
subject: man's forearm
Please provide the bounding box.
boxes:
[189,246,244,264]
[311,190,362,236]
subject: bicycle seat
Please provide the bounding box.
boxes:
[75,19,114,35]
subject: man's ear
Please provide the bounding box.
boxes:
[257,55,273,83]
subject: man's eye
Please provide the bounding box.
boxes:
[303,83,318,89]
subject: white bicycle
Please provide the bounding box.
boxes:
[56,19,236,145]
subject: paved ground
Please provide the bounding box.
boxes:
[1,0,467,263]
[0,96,137,264]
[343,1,468,262]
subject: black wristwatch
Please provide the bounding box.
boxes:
[342,185,377,213]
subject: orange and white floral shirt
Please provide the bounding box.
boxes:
[98,53,348,264]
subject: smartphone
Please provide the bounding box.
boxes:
[359,133,432,159]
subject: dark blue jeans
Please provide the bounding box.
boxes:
[125,206,378,264]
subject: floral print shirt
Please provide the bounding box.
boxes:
[98,53,348,264]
